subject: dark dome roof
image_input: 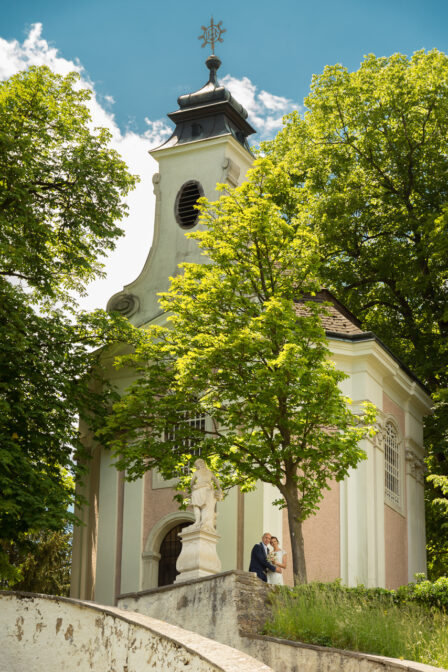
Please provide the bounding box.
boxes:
[153,54,255,152]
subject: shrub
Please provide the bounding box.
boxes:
[396,574,448,611]
[263,580,448,668]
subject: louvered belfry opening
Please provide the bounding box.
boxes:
[157,522,189,587]
[175,181,203,228]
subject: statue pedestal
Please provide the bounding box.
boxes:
[175,526,221,583]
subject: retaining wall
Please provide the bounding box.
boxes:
[0,591,273,672]
[117,569,268,650]
[242,633,444,672]
[117,570,445,672]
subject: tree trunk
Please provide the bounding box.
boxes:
[282,480,307,585]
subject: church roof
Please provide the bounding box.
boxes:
[154,55,256,152]
[295,290,365,336]
[296,290,428,392]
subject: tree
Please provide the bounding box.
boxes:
[425,472,448,579]
[101,159,375,584]
[0,66,138,581]
[259,49,448,575]
[0,66,135,300]
[1,528,73,596]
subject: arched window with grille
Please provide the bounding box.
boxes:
[157,522,190,587]
[385,420,401,507]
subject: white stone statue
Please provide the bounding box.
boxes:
[188,459,223,532]
[176,459,223,582]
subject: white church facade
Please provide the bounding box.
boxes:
[70,52,431,606]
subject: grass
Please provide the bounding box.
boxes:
[263,582,448,669]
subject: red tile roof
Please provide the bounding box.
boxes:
[294,290,365,336]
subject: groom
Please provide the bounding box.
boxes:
[249,532,281,582]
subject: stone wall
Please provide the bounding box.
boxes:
[241,634,443,672]
[117,569,269,649]
[117,571,443,672]
[4,577,442,672]
[0,591,273,672]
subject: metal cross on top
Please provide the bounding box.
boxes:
[198,17,226,54]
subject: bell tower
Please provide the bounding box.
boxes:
[107,32,255,326]
[76,29,257,604]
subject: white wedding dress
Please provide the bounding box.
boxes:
[267,549,286,585]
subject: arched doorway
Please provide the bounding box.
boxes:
[157,522,189,587]
[141,511,194,590]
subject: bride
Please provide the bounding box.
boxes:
[267,536,287,585]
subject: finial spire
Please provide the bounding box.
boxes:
[198,17,226,55]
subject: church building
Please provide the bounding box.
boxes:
[70,49,431,606]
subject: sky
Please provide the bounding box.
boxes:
[1,0,447,311]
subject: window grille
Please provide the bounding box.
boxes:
[385,421,400,506]
[175,181,203,228]
[165,410,206,474]
[157,522,189,586]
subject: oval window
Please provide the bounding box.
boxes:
[175,181,203,228]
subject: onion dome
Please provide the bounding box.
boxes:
[155,55,255,152]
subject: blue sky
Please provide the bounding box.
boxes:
[1,1,447,308]
[3,0,447,136]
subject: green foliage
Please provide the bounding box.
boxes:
[396,574,448,611]
[425,389,448,577]
[101,158,376,584]
[264,49,448,385]
[0,286,134,579]
[264,580,448,667]
[0,66,137,300]
[0,283,126,543]
[293,574,448,611]
[427,471,448,515]
[426,468,448,579]
[0,65,138,580]
[1,528,73,596]
[260,49,448,577]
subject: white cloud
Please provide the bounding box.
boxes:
[258,90,293,112]
[143,118,173,146]
[222,75,258,114]
[0,23,82,79]
[221,74,300,139]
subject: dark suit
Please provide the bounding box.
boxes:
[249,542,277,582]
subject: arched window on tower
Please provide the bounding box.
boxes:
[385,420,401,507]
